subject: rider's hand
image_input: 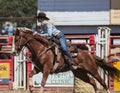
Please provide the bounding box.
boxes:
[33,31,38,35]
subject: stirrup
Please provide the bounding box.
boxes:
[70,65,78,70]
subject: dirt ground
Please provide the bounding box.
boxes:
[0,90,120,93]
[0,90,72,93]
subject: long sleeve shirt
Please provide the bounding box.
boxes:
[40,20,61,38]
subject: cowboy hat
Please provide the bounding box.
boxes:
[36,12,49,20]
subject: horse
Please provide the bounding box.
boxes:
[13,27,120,93]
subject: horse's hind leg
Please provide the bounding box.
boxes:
[89,77,98,92]
[90,70,110,93]
[73,69,97,93]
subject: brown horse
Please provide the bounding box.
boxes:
[13,27,120,93]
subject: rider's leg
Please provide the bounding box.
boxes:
[59,36,77,69]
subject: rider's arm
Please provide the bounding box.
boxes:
[40,24,53,38]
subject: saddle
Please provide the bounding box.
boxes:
[49,43,78,73]
[49,39,78,72]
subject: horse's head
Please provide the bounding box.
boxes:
[13,27,33,55]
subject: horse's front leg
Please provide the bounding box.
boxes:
[40,65,51,93]
[29,67,40,85]
[29,67,40,93]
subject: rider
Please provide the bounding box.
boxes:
[34,12,77,70]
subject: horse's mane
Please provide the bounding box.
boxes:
[33,34,50,47]
[16,27,50,47]
[17,27,33,34]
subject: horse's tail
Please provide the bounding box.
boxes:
[93,55,120,79]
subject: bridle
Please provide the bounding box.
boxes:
[15,33,33,52]
[14,32,41,70]
[14,31,52,62]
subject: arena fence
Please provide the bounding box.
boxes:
[0,27,120,91]
[0,36,13,90]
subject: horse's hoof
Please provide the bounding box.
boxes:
[29,88,33,93]
[30,90,33,93]
[107,89,111,93]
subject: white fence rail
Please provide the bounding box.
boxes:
[95,27,111,89]
[13,48,27,90]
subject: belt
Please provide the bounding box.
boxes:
[56,32,63,39]
[56,32,62,38]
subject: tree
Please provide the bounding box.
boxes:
[0,0,37,28]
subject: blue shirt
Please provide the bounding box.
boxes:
[40,21,61,38]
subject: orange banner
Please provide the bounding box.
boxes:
[114,61,120,91]
[0,63,10,78]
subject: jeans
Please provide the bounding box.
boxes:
[58,33,73,61]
